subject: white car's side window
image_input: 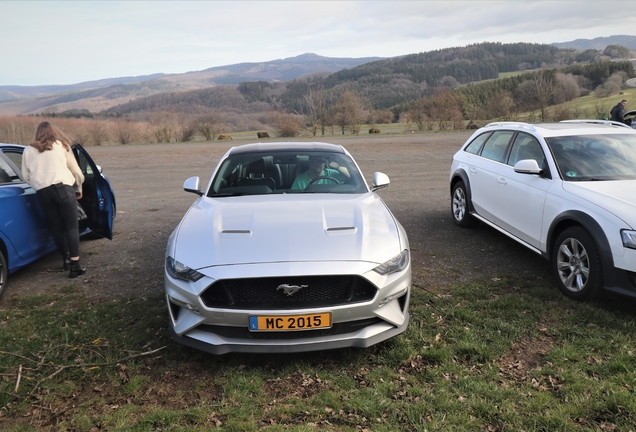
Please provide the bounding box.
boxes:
[464,132,491,154]
[480,131,514,163]
[508,133,545,168]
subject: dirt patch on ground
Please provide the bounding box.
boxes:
[1,131,551,304]
[499,334,556,380]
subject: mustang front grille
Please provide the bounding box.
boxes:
[200,275,377,309]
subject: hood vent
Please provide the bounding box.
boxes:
[219,229,252,239]
[325,226,357,236]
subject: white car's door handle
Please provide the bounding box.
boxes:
[470,168,477,174]
[498,177,507,185]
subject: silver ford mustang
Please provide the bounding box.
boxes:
[164,142,411,354]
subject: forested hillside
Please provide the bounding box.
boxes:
[237,43,579,112]
[3,41,634,146]
[104,42,583,117]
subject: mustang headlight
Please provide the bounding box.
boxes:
[166,257,204,282]
[373,250,410,275]
[621,230,636,250]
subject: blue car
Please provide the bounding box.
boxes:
[0,143,115,297]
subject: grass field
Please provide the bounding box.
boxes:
[2,274,635,431]
[560,87,636,119]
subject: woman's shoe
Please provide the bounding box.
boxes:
[63,256,72,271]
[69,260,87,278]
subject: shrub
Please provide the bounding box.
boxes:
[269,112,303,137]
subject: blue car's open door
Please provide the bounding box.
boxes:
[72,144,115,240]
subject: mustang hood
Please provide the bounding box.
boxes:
[174,194,402,269]
[562,180,636,228]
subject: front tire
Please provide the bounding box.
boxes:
[451,181,477,227]
[552,227,603,300]
[0,250,7,299]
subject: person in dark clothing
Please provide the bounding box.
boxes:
[22,122,87,278]
[610,99,627,124]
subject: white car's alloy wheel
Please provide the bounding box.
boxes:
[556,237,590,292]
[451,181,476,227]
[553,227,603,299]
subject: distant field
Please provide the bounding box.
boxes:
[561,87,636,118]
[230,122,419,142]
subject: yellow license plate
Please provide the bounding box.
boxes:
[249,313,332,332]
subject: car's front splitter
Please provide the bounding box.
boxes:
[168,311,409,355]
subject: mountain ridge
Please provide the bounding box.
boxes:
[1,37,635,116]
[552,34,636,50]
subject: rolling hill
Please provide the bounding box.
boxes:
[0,53,383,115]
[2,37,635,119]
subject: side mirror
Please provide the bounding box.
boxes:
[372,172,390,191]
[184,176,203,196]
[514,159,542,175]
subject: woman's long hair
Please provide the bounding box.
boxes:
[31,121,72,152]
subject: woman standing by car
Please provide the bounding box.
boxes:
[21,121,87,278]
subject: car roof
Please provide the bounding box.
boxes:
[480,121,636,138]
[227,142,345,155]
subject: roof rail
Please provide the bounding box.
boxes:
[484,122,537,132]
[559,119,632,129]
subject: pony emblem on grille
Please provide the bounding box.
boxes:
[277,284,308,296]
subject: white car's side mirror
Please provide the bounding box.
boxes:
[372,172,390,191]
[514,159,542,175]
[183,176,203,196]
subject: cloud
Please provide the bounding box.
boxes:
[0,0,634,86]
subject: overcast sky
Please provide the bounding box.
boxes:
[1,0,635,87]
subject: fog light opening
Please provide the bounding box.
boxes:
[168,296,200,313]
[378,288,408,308]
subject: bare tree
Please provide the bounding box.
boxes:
[115,119,139,145]
[594,71,627,98]
[371,109,394,125]
[194,112,221,141]
[409,98,429,131]
[554,73,581,104]
[516,71,555,122]
[89,121,109,146]
[480,91,518,121]
[332,90,368,135]
[175,113,196,142]
[427,91,463,131]
[149,112,175,143]
[304,87,329,136]
[269,111,304,137]
[0,116,38,145]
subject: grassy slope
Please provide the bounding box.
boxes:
[1,275,635,430]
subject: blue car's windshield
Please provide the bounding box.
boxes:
[546,134,636,181]
[207,151,367,197]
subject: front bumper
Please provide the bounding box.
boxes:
[168,311,409,354]
[164,260,411,354]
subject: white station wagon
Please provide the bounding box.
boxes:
[450,121,636,300]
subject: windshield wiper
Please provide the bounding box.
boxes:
[209,192,247,197]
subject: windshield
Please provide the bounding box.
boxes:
[545,134,636,181]
[207,151,367,197]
